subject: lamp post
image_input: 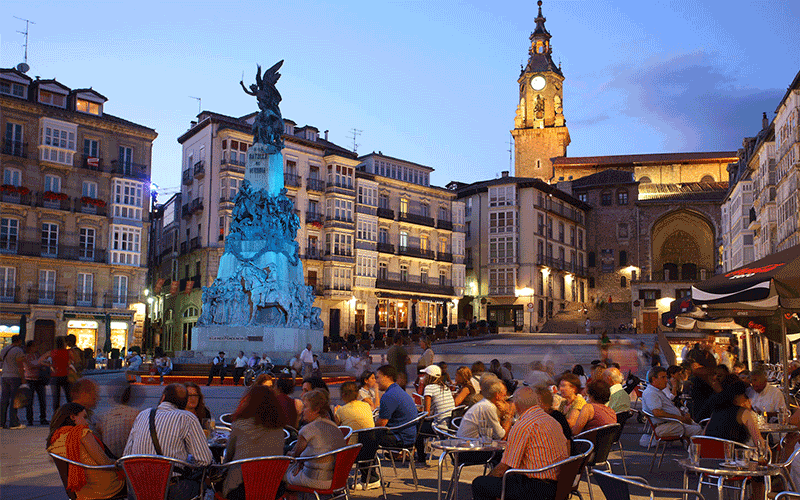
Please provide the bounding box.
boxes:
[516,287,535,333]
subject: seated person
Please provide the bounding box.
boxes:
[457,373,514,440]
[558,372,587,430]
[286,389,346,489]
[603,367,631,413]
[417,365,456,462]
[571,379,617,435]
[223,386,287,500]
[747,368,788,415]
[705,376,766,448]
[334,381,374,444]
[532,385,571,440]
[357,370,381,410]
[642,366,702,439]
[471,387,569,500]
[375,365,418,449]
[47,403,125,500]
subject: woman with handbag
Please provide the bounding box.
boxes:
[24,341,48,426]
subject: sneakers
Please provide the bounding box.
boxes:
[9,424,26,430]
[354,480,381,490]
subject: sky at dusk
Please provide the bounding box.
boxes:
[2,0,798,198]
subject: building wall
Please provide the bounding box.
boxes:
[775,86,800,251]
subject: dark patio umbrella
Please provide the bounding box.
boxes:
[410,301,417,330]
[19,314,26,338]
[103,313,113,353]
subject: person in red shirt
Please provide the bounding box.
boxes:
[40,336,72,410]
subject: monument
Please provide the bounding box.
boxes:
[193,61,323,361]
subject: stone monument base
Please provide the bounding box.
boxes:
[192,325,323,364]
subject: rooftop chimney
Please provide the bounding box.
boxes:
[762,112,768,130]
[324,130,329,141]
[190,120,197,128]
[501,171,509,177]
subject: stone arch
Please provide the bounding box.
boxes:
[651,210,715,280]
[638,176,652,184]
[700,174,715,183]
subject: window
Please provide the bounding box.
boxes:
[5,123,23,156]
[700,175,715,183]
[489,268,516,295]
[379,227,389,244]
[420,267,429,284]
[76,273,93,305]
[570,227,575,246]
[40,120,76,165]
[0,81,26,97]
[327,164,353,188]
[112,275,128,306]
[378,262,388,280]
[41,223,59,256]
[76,99,101,115]
[39,270,56,303]
[577,192,588,203]
[640,289,661,308]
[3,167,21,187]
[0,218,19,252]
[600,191,612,206]
[356,255,377,278]
[399,231,408,249]
[79,227,95,260]
[639,176,651,184]
[489,236,515,263]
[110,225,141,266]
[578,230,583,250]
[400,264,409,281]
[420,203,429,217]
[617,190,628,205]
[537,214,544,235]
[488,186,515,207]
[620,276,627,288]
[118,146,133,169]
[618,223,629,239]
[326,232,352,256]
[356,219,377,241]
[221,139,248,165]
[285,159,297,175]
[330,267,352,290]
[357,185,377,206]
[600,249,614,272]
[0,267,15,302]
[326,198,353,221]
[490,210,515,233]
[588,251,596,267]
[439,270,447,286]
[619,250,628,267]
[558,222,565,242]
[39,90,66,107]
[399,198,409,215]
[465,221,471,240]
[82,181,98,199]
[588,277,595,288]
[420,235,429,251]
[379,194,390,209]
[112,179,143,219]
[44,174,61,193]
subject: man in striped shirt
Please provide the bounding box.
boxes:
[124,384,213,499]
[471,386,569,500]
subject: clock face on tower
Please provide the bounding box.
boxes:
[531,75,546,91]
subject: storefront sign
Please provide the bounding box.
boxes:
[208,335,247,341]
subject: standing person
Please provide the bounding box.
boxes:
[0,334,26,429]
[23,340,49,426]
[300,344,314,379]
[66,334,85,380]
[233,351,247,386]
[207,351,227,386]
[386,335,409,387]
[416,337,434,373]
[651,343,663,367]
[41,336,72,410]
[96,382,141,459]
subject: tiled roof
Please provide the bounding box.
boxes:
[455,175,590,210]
[637,181,729,202]
[572,169,635,188]
[552,151,738,166]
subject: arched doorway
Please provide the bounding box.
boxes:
[651,210,715,280]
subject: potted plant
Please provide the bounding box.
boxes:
[43,191,68,201]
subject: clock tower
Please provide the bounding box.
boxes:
[512,0,570,181]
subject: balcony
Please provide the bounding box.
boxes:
[110,160,149,181]
[1,190,32,206]
[375,274,454,296]
[437,251,453,262]
[306,211,324,225]
[284,173,301,188]
[310,283,325,296]
[377,207,394,220]
[0,286,20,303]
[355,240,377,251]
[75,292,96,308]
[399,212,435,227]
[219,196,235,208]
[537,255,588,276]
[74,197,108,216]
[2,240,107,263]
[193,160,205,178]
[75,155,104,173]
[220,157,246,174]
[1,140,28,158]
[632,268,714,283]
[190,236,201,251]
[28,288,68,306]
[437,218,453,231]
[377,242,395,254]
[103,293,139,309]
[325,248,355,263]
[36,192,71,211]
[304,247,323,260]
[181,204,190,218]
[325,179,355,195]
[190,198,204,213]
[325,214,354,227]
[306,178,325,192]
[182,169,192,185]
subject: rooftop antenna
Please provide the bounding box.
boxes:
[348,128,362,154]
[14,16,35,73]
[508,134,514,172]
[189,96,201,115]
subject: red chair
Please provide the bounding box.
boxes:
[48,452,127,500]
[214,455,292,500]
[118,454,204,500]
[338,425,353,442]
[286,444,362,500]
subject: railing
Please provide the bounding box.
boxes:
[377,207,395,219]
[304,247,323,260]
[220,158,246,174]
[1,192,32,206]
[533,198,584,224]
[190,198,204,213]
[35,192,71,211]
[375,276,454,296]
[306,211,324,224]
[537,255,587,276]
[325,249,354,261]
[438,251,453,262]
[325,179,355,192]
[74,198,108,216]
[3,240,106,263]
[102,293,140,308]
[28,288,69,305]
[398,245,422,258]
[437,218,453,230]
[1,140,27,158]
[308,283,325,295]
[182,169,192,185]
[181,204,190,218]
[180,241,187,255]
[193,160,205,178]
[189,236,201,251]
[284,173,301,187]
[325,214,354,224]
[356,205,377,216]
[633,269,714,282]
[75,292,96,307]
[0,286,20,303]
[355,240,377,251]
[377,242,395,254]
[399,212,435,227]
[489,286,516,296]
[306,178,325,192]
[219,196,235,206]
[110,160,149,181]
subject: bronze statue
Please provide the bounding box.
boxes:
[240,61,285,150]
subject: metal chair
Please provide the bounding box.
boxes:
[641,410,687,471]
[770,440,800,492]
[776,493,800,500]
[350,426,389,499]
[500,438,594,500]
[219,413,233,426]
[212,455,292,500]
[418,406,466,461]
[339,425,353,442]
[613,410,633,475]
[689,435,755,500]
[117,454,205,500]
[285,443,362,500]
[574,423,621,500]
[48,452,126,500]
[377,413,428,489]
[592,469,705,500]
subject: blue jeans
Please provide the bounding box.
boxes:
[157,366,172,383]
[0,377,22,427]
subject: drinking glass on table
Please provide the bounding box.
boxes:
[202,418,216,439]
[688,442,700,465]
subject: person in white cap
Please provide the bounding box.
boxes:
[416,364,456,463]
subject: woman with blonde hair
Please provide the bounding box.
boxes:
[453,366,481,408]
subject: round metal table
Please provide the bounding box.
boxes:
[207,428,230,463]
[431,438,506,500]
[677,457,787,500]
[758,423,799,435]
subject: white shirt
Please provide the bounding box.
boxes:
[300,348,314,363]
[642,384,681,424]
[747,383,787,413]
[234,356,247,368]
[457,398,504,439]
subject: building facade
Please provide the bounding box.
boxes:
[774,71,800,252]
[148,112,465,352]
[1,68,157,352]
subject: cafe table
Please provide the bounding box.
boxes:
[431,438,506,500]
[677,457,787,500]
[207,427,231,463]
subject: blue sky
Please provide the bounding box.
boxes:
[2,0,798,197]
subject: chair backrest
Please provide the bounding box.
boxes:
[641,410,659,433]
[48,453,79,500]
[593,470,705,500]
[219,413,233,426]
[574,423,620,466]
[338,425,353,441]
[329,444,363,492]
[117,455,178,500]
[224,456,292,500]
[613,411,632,444]
[387,412,427,435]
[450,416,462,431]
[775,493,800,500]
[557,439,594,500]
[353,427,388,462]
[690,435,752,460]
